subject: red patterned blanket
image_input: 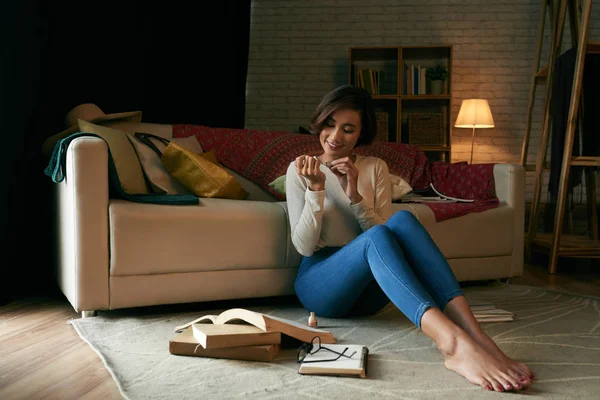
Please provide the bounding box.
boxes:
[173,125,498,222]
[426,161,499,221]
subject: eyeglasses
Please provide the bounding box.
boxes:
[296,336,357,363]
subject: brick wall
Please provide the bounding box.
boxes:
[245,0,600,202]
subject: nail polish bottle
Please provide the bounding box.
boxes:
[308,312,317,328]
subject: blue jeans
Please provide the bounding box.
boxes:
[294,210,463,329]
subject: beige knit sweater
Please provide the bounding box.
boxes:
[285,155,393,257]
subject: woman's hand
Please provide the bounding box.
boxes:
[330,157,362,204]
[295,155,326,191]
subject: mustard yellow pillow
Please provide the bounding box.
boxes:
[161,143,248,200]
[198,150,220,165]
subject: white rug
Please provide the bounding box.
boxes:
[70,284,600,400]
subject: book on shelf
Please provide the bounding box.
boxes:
[404,63,428,95]
[191,323,282,349]
[174,308,336,345]
[298,344,369,378]
[355,67,382,94]
[169,326,280,362]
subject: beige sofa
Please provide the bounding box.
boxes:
[51,121,525,316]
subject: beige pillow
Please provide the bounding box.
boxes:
[78,120,149,194]
[390,173,413,200]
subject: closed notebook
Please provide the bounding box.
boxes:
[192,323,282,349]
[298,344,369,378]
[169,327,280,362]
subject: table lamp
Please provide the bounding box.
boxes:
[454,99,495,164]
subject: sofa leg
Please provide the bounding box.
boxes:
[81,310,98,318]
[500,278,512,284]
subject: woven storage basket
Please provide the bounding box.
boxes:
[375,112,389,142]
[408,113,443,145]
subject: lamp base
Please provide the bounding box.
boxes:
[470,127,476,164]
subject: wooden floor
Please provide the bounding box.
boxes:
[1,260,599,400]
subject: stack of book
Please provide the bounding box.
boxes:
[469,300,515,323]
[169,308,336,362]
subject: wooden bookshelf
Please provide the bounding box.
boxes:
[348,45,452,161]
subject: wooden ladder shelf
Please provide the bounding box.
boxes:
[520,0,599,273]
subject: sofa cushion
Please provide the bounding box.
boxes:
[276,200,512,269]
[390,203,514,259]
[227,168,278,202]
[109,199,290,276]
[78,120,149,194]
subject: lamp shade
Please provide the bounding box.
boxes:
[454,99,495,128]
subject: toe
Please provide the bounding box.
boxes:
[510,366,531,386]
[479,378,493,391]
[490,379,505,392]
[519,375,531,387]
[504,369,524,388]
[518,363,534,379]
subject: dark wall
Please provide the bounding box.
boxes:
[0,1,251,302]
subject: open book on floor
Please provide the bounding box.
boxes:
[191,323,282,349]
[174,308,336,345]
[169,326,280,361]
[298,344,369,378]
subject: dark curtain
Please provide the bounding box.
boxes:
[0,1,251,303]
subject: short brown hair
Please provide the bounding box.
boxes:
[308,85,376,147]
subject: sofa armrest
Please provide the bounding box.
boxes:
[493,164,525,206]
[55,137,110,312]
[493,163,525,277]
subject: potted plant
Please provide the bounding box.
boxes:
[426,64,448,94]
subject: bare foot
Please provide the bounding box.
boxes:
[443,296,534,386]
[439,328,528,392]
[467,329,534,387]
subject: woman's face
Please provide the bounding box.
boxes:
[319,108,362,160]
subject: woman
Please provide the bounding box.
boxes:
[285,85,534,392]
